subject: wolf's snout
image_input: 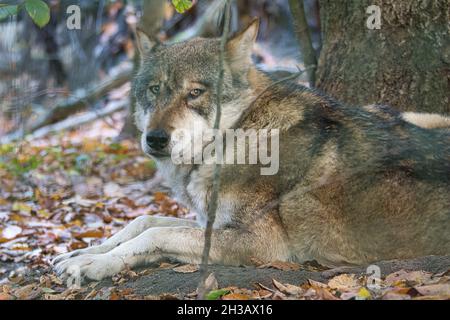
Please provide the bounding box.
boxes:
[146,129,170,151]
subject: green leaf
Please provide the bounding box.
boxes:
[41,287,57,294]
[145,159,157,171]
[172,0,193,14]
[0,4,18,21]
[205,289,230,300]
[24,0,50,28]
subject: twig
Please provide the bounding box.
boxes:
[167,0,228,44]
[197,0,232,300]
[0,100,128,144]
[288,0,317,87]
[1,67,132,143]
[30,67,132,131]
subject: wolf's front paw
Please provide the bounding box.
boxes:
[54,254,125,282]
[51,245,112,265]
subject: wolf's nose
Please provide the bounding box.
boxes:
[146,130,170,150]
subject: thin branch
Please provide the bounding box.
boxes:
[288,0,317,87]
[2,67,133,144]
[197,0,232,300]
[167,0,228,44]
[24,67,132,135]
[0,100,128,144]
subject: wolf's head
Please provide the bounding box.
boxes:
[132,20,260,159]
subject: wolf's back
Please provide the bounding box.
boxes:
[391,122,450,182]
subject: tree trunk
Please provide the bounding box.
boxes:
[316,0,449,114]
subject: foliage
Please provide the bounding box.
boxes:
[0,4,18,21]
[24,0,50,27]
[206,289,230,300]
[171,0,193,14]
[0,145,42,177]
[0,0,50,27]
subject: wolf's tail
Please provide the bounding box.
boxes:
[402,112,450,130]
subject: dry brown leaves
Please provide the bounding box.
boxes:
[0,118,189,280]
[250,269,450,301]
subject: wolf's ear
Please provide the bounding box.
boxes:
[226,18,259,73]
[135,28,157,58]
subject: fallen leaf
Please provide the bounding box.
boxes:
[0,293,14,300]
[385,270,433,286]
[318,288,340,300]
[73,229,104,240]
[339,288,361,300]
[173,264,199,273]
[272,279,303,295]
[206,289,230,300]
[0,211,9,221]
[69,241,88,250]
[434,269,450,278]
[222,293,250,300]
[257,289,273,299]
[159,293,179,300]
[41,287,57,294]
[414,284,450,296]
[308,279,328,288]
[356,287,372,300]
[103,182,124,198]
[328,274,360,291]
[2,226,22,239]
[256,282,276,293]
[159,262,179,269]
[64,195,97,207]
[153,192,167,202]
[84,289,98,300]
[12,284,41,300]
[12,202,32,215]
[382,292,411,300]
[109,291,121,300]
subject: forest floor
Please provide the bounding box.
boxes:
[0,112,449,300]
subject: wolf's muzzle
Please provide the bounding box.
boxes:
[146,129,170,152]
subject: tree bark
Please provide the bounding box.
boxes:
[316,0,449,114]
[288,0,317,87]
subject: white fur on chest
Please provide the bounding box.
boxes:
[186,166,235,229]
[158,160,234,229]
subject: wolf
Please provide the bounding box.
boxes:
[53,20,450,281]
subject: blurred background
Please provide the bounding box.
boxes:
[0,0,321,141]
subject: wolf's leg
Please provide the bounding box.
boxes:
[55,226,289,281]
[52,216,198,265]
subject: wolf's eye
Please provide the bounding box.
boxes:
[189,88,204,99]
[149,85,160,95]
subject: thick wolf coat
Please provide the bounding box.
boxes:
[54,21,450,281]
